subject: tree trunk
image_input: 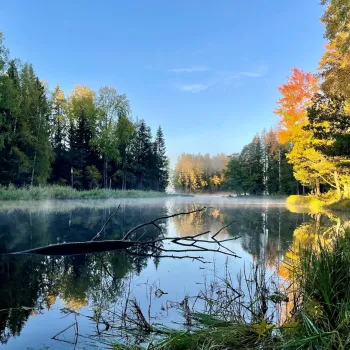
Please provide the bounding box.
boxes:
[334,170,342,200]
[103,157,108,188]
[30,153,37,186]
[315,213,321,232]
[278,148,281,193]
[315,178,321,197]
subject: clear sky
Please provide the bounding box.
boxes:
[0,0,325,166]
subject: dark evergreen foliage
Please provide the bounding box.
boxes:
[0,34,169,191]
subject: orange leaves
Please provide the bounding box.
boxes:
[275,68,318,144]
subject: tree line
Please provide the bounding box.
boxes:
[173,135,296,195]
[0,33,169,191]
[222,130,296,195]
[174,153,229,193]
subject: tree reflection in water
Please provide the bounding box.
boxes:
[0,199,339,347]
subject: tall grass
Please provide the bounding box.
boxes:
[0,185,179,200]
[283,231,350,349]
[143,231,350,349]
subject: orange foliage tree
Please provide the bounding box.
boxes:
[275,68,318,144]
[274,69,334,194]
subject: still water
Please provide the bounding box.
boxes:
[0,196,341,349]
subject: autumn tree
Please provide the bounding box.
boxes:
[68,85,100,188]
[50,85,70,184]
[306,93,350,198]
[174,153,229,193]
[321,0,350,51]
[274,68,328,195]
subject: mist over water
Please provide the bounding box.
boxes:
[0,196,332,349]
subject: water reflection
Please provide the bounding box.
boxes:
[0,198,338,348]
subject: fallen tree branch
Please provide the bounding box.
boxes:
[10,206,240,262]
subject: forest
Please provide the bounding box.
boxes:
[0,35,169,192]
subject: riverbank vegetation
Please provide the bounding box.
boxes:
[114,228,350,349]
[0,185,173,200]
[0,34,169,192]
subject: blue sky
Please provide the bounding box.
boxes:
[0,0,325,166]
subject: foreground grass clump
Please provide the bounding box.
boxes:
[0,185,174,200]
[154,316,276,350]
[284,231,350,349]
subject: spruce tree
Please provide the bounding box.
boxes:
[130,120,153,190]
[153,126,169,192]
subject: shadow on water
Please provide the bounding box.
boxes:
[0,197,344,348]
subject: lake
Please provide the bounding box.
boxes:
[0,196,343,349]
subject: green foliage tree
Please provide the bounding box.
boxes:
[153,126,169,192]
[94,86,130,188]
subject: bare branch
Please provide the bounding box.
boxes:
[122,207,209,240]
[91,204,121,241]
[212,220,236,240]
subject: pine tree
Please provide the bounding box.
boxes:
[153,126,169,192]
[130,120,153,190]
[0,59,21,185]
[115,115,135,190]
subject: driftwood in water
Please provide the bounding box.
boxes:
[10,206,240,262]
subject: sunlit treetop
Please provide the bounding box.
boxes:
[321,0,350,51]
[275,68,318,144]
[319,34,350,103]
[52,85,65,103]
[71,84,95,100]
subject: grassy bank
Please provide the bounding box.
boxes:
[286,193,350,212]
[116,230,350,349]
[0,185,182,200]
[286,194,325,210]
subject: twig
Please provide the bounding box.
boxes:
[91,204,121,241]
[122,207,209,240]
